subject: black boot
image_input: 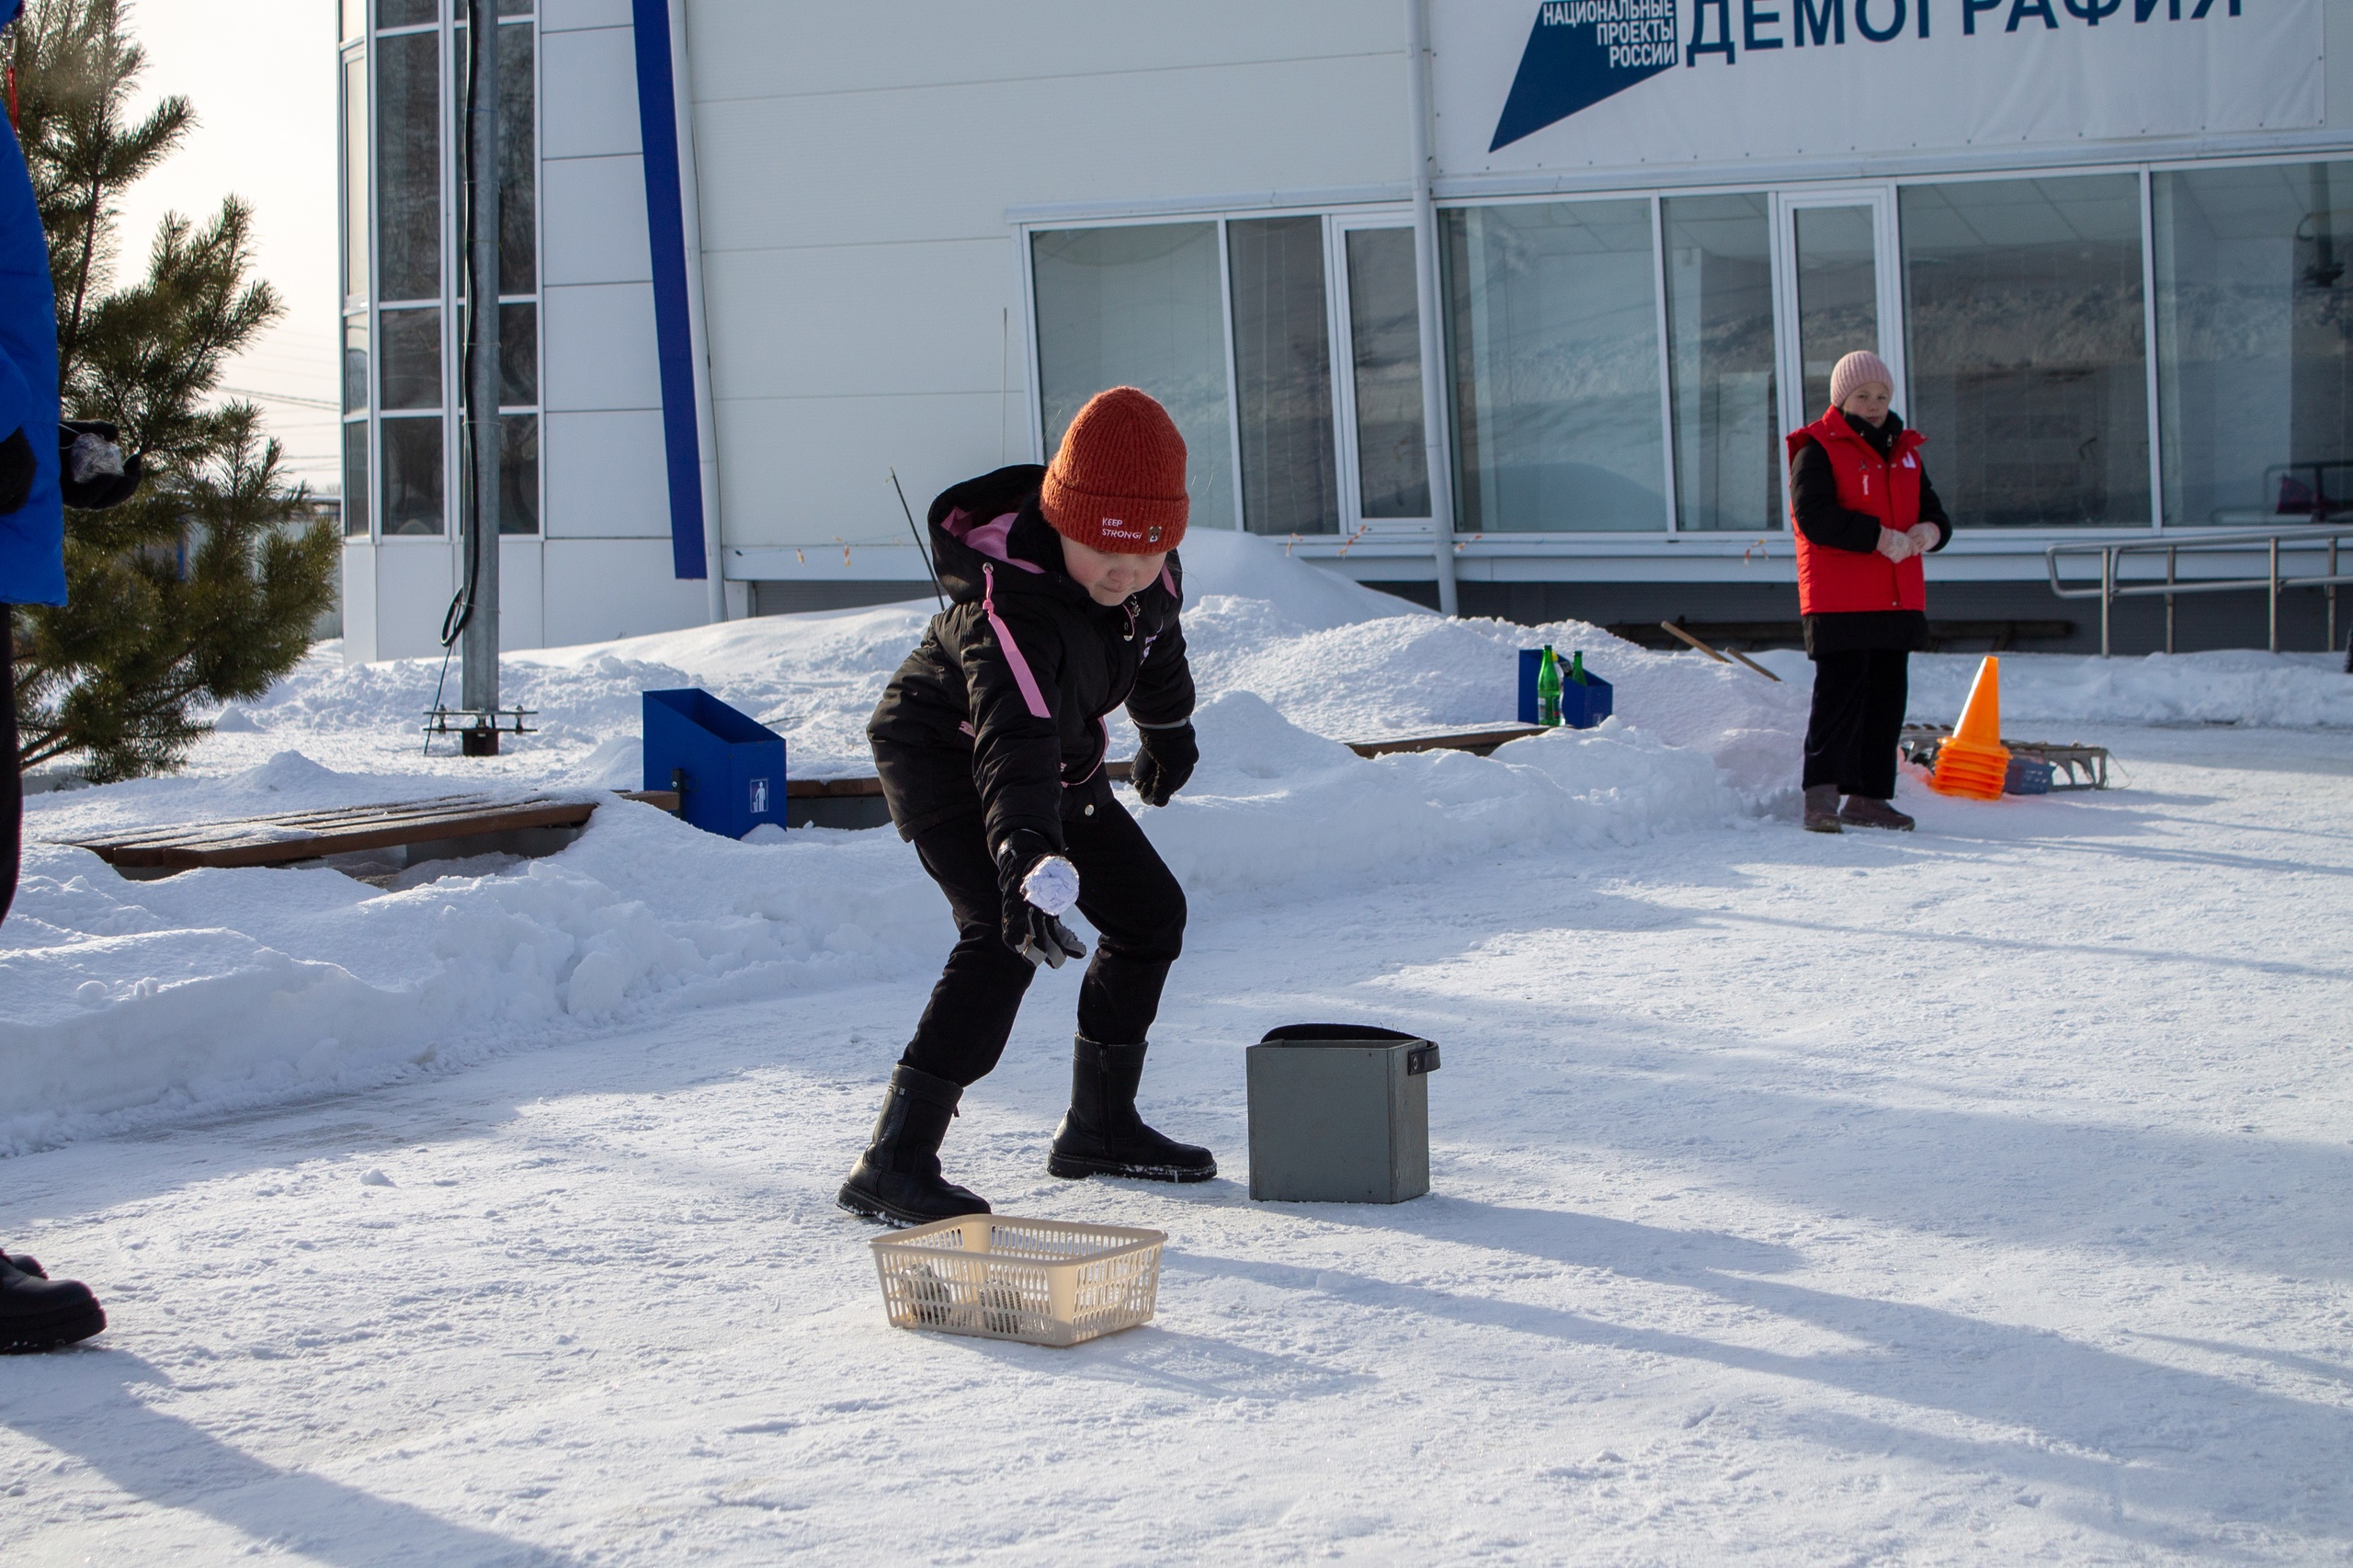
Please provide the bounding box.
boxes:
[836,1064,992,1227]
[1048,1036,1215,1183]
[0,1254,104,1354]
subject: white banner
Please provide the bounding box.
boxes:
[1432,0,2324,176]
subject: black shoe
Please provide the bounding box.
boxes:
[1048,1036,1216,1183]
[0,1255,105,1354]
[836,1064,993,1227]
[6,1254,45,1278]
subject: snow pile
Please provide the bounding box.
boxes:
[1,804,949,1153]
[1149,693,1751,897]
[1905,647,2353,730]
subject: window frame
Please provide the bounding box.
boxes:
[1019,150,2350,549]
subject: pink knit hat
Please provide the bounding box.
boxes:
[1829,350,1894,410]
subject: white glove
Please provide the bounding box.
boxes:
[1875,528,1917,562]
[1906,523,1939,556]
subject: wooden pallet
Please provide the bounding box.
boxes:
[67,790,680,873]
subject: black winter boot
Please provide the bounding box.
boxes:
[0,1253,104,1354]
[1049,1036,1215,1183]
[836,1064,992,1227]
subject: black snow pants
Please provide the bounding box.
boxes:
[901,779,1187,1087]
[1803,647,1909,801]
[2,615,18,928]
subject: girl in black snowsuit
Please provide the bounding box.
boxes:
[840,388,1211,1225]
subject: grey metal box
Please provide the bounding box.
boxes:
[1246,1025,1441,1204]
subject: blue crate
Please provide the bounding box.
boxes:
[642,688,788,839]
[1518,649,1614,729]
[2004,755,2055,795]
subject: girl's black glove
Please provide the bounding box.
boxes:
[1131,722,1197,808]
[58,421,142,511]
[994,829,1087,970]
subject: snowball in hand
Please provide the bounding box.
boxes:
[1020,855,1080,916]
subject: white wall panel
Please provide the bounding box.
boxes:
[691,53,1408,255]
[687,0,1398,104]
[543,282,663,412]
[712,392,1007,551]
[542,539,712,647]
[2333,0,2353,131]
[540,25,642,160]
[373,542,458,662]
[699,240,1019,402]
[498,537,546,651]
[340,543,378,664]
[542,0,631,31]
[545,410,673,538]
[542,153,653,286]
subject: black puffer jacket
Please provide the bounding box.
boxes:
[868,464,1194,848]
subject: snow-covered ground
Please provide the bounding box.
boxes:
[5,530,2350,1561]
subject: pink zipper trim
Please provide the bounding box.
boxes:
[983,563,1051,720]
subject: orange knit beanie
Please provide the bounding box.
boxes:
[1040,387,1188,554]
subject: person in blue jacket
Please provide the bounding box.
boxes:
[1,0,141,1354]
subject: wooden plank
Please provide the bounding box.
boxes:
[94,800,601,870]
[1347,725,1545,758]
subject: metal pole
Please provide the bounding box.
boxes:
[2268,534,2279,654]
[2100,545,2113,658]
[1404,0,1460,618]
[2154,543,2174,654]
[2329,538,2338,655]
[460,0,502,755]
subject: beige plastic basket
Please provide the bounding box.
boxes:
[870,1214,1166,1347]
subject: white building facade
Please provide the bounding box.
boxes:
[335,0,2353,658]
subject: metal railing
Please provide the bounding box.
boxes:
[2045,524,2353,657]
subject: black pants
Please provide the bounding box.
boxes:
[901,789,1187,1087]
[1803,648,1908,799]
[2,614,17,928]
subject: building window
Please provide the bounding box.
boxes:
[373,28,438,307]
[381,417,443,536]
[355,2,537,544]
[1031,223,1237,533]
[2154,161,2353,525]
[343,422,370,538]
[1342,227,1431,520]
[1227,216,1338,536]
[342,53,367,303]
[1901,175,2151,528]
[1442,199,1667,533]
[1664,193,1779,533]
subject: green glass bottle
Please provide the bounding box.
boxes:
[1570,650,1588,686]
[1537,644,1563,726]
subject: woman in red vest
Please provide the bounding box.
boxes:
[1787,350,1952,834]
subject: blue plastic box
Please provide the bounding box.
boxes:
[2004,755,2055,795]
[642,688,788,839]
[1518,650,1614,729]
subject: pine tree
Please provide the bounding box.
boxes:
[9,0,336,781]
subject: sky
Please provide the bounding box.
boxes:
[114,0,341,492]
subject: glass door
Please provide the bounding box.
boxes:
[1328,217,1433,534]
[1774,188,1904,438]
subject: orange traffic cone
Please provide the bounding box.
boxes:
[1927,656,2010,800]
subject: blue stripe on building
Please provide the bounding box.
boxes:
[631,0,707,582]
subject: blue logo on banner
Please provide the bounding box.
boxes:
[1491,0,1682,152]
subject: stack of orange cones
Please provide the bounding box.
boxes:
[1927,656,2011,800]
